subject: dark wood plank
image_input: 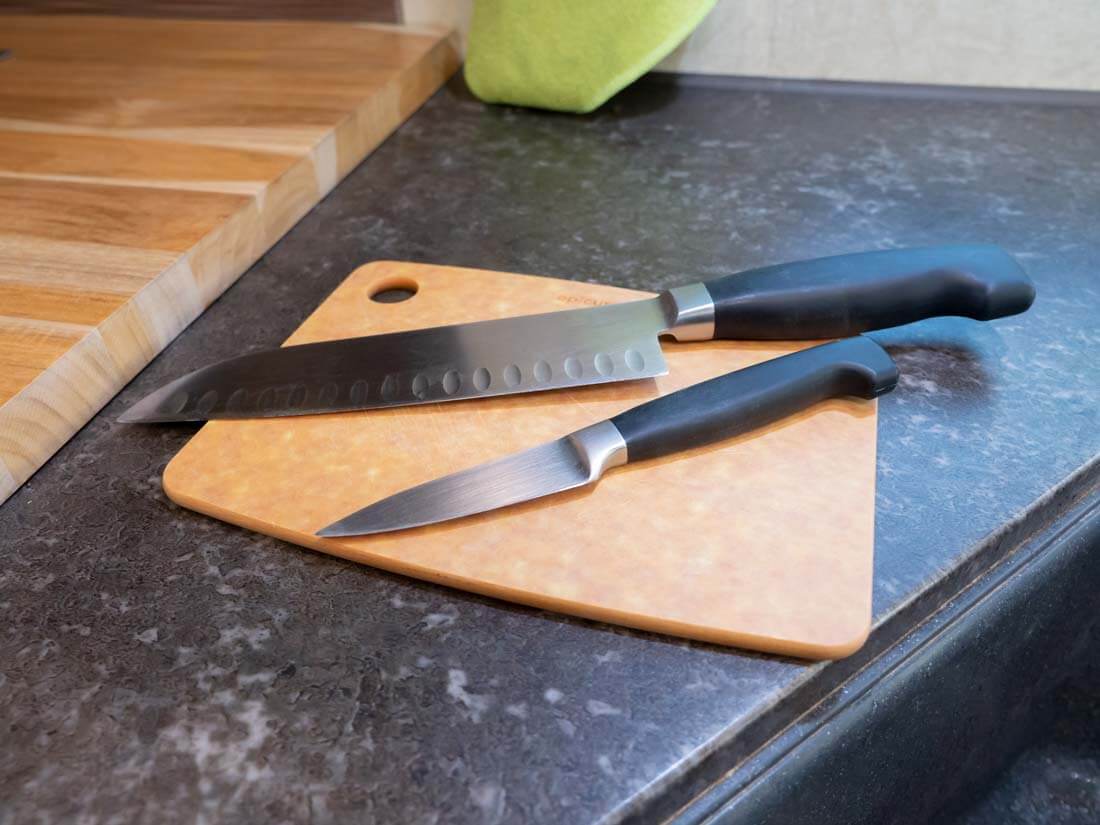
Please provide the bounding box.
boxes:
[0,0,399,22]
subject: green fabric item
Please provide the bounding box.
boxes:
[464,0,717,113]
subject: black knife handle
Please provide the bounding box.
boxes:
[699,245,1035,339]
[610,337,897,463]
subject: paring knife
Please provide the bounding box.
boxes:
[119,245,1032,423]
[317,336,899,537]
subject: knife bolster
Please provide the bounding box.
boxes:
[567,420,630,481]
[661,284,716,341]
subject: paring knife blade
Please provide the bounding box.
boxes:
[120,245,1034,423]
[317,336,900,537]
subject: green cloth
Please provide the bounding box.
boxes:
[464,0,717,113]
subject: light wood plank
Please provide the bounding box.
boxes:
[0,282,129,326]
[1,59,393,107]
[0,130,297,193]
[0,324,126,489]
[0,113,332,154]
[0,317,90,402]
[0,92,345,135]
[0,235,176,293]
[0,15,437,67]
[0,178,251,251]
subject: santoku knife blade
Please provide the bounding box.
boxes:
[317,336,900,536]
[120,245,1032,423]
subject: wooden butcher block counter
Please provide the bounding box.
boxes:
[0,14,459,503]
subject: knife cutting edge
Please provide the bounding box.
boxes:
[119,245,1033,423]
[317,336,899,537]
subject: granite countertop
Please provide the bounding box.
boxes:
[2,75,1099,824]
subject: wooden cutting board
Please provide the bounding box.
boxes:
[164,262,880,659]
[0,15,459,503]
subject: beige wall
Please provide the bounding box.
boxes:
[660,0,1100,90]
[402,0,1100,92]
[402,0,474,43]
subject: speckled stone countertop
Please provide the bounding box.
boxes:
[2,75,1098,824]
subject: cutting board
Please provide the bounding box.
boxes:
[164,262,881,659]
[0,15,459,503]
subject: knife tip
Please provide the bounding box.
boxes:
[116,383,175,423]
[117,382,202,424]
[316,523,358,538]
[317,512,392,537]
[116,406,146,424]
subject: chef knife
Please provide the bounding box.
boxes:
[119,245,1031,423]
[317,336,898,537]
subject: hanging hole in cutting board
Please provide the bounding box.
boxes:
[369,277,419,303]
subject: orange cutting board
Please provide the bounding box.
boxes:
[164,261,880,659]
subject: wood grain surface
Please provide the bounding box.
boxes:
[0,15,459,504]
[164,262,881,659]
[0,1,399,23]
